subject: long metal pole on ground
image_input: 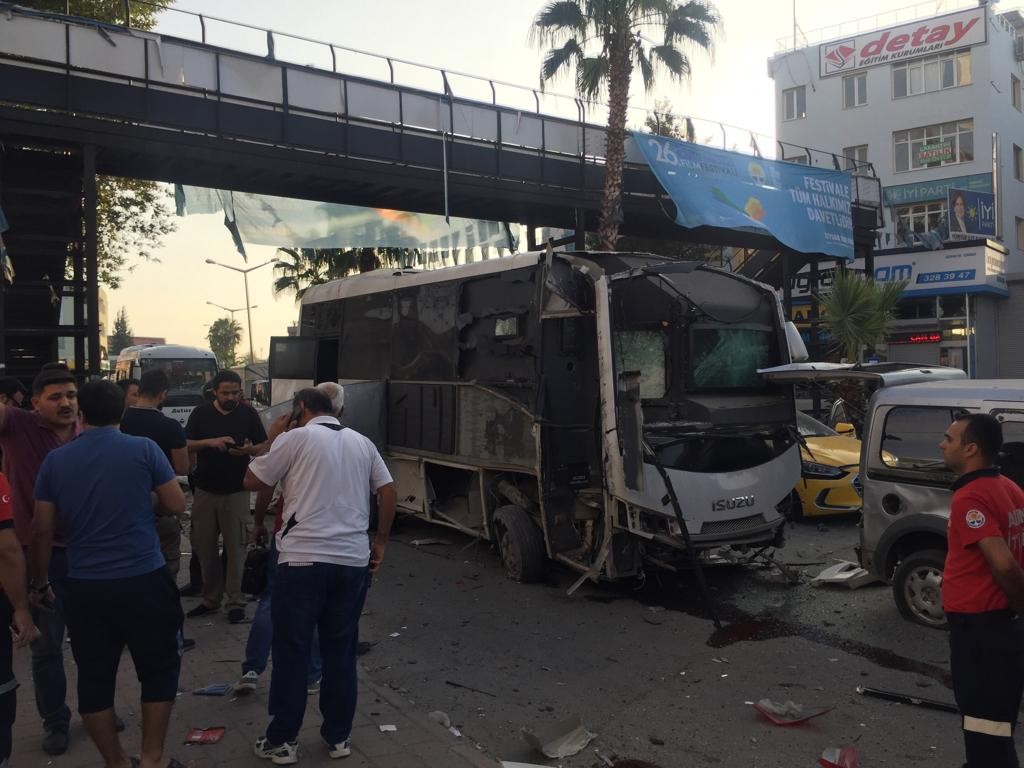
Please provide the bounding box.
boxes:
[84,144,100,378]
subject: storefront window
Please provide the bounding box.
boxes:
[893,297,937,320]
[939,294,967,318]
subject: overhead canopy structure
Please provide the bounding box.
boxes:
[633,132,856,262]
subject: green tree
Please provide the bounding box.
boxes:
[21,2,173,289]
[817,270,908,363]
[207,317,243,368]
[644,98,694,141]
[533,0,720,251]
[109,306,133,356]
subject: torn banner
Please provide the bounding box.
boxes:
[175,186,514,255]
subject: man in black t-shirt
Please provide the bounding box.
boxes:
[120,369,190,575]
[184,371,266,624]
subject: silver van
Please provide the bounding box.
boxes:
[857,380,1024,628]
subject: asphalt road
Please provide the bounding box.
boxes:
[358,514,962,768]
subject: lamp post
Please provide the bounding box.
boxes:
[204,258,277,364]
[206,300,258,320]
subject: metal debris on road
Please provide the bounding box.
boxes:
[445,679,497,698]
[521,715,596,758]
[752,698,834,726]
[812,561,879,589]
[378,724,398,733]
[410,538,451,546]
[856,685,958,713]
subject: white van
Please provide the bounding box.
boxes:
[114,344,219,427]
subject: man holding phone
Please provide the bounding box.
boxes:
[185,371,267,624]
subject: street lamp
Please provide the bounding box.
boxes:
[204,258,278,364]
[206,300,258,319]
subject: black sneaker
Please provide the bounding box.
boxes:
[228,608,245,624]
[41,724,69,756]
[186,604,216,618]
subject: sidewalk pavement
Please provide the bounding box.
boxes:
[10,601,498,768]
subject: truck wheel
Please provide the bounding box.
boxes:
[892,549,947,629]
[493,505,545,583]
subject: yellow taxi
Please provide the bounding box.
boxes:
[792,411,863,519]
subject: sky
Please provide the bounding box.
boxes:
[107,0,979,352]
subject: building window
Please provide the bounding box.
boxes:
[843,73,867,108]
[893,119,973,173]
[1014,75,1022,111]
[1016,145,1024,181]
[895,201,946,242]
[841,145,868,171]
[783,86,806,121]
[892,50,972,98]
[1017,217,1024,250]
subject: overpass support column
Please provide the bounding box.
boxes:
[83,145,100,378]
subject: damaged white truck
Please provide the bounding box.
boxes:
[268,250,803,584]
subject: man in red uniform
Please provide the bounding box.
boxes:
[940,412,1024,768]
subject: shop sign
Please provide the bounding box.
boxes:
[819,7,986,76]
[883,172,992,206]
[947,187,997,240]
[917,141,953,165]
[889,331,943,345]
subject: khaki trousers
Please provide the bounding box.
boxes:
[190,489,250,610]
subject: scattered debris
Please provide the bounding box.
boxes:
[812,561,879,590]
[648,735,665,746]
[445,679,497,698]
[856,685,958,713]
[819,745,860,768]
[184,727,225,744]
[388,632,401,638]
[752,698,834,726]
[449,726,462,738]
[594,749,616,767]
[428,710,452,729]
[378,724,398,733]
[500,763,550,768]
[193,683,233,696]
[410,538,451,546]
[643,606,665,625]
[522,715,596,759]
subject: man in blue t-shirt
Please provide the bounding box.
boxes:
[30,380,189,768]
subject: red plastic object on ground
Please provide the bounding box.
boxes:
[819,745,860,768]
[752,699,834,726]
[185,726,226,745]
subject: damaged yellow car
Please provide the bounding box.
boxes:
[791,412,862,519]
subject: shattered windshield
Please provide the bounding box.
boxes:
[613,330,668,399]
[690,325,773,389]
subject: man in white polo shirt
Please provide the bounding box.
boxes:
[244,388,396,765]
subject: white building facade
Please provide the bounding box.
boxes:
[770,2,1024,376]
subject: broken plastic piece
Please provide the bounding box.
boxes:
[819,745,860,768]
[752,698,833,726]
[184,727,225,744]
[193,683,233,696]
[379,724,398,733]
[811,560,879,589]
[521,715,596,758]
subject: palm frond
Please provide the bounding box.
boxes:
[665,2,719,50]
[817,271,907,362]
[576,55,610,98]
[634,44,654,90]
[541,38,585,85]
[649,43,689,80]
[530,0,587,46]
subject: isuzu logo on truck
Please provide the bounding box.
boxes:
[819,8,985,76]
[712,495,756,512]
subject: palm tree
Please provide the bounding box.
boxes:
[273,247,412,302]
[817,270,908,363]
[207,317,243,368]
[533,0,720,251]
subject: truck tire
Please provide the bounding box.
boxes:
[493,505,545,583]
[892,549,947,629]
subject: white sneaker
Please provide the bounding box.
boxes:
[237,670,260,693]
[254,737,299,765]
[327,739,351,759]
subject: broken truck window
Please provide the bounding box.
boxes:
[614,330,667,400]
[494,315,520,339]
[690,326,772,389]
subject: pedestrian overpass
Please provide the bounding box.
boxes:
[0,3,880,380]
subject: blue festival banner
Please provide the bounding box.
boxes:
[632,132,854,260]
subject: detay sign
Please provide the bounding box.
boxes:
[819,7,986,76]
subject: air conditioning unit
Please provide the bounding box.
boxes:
[1015,36,1024,61]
